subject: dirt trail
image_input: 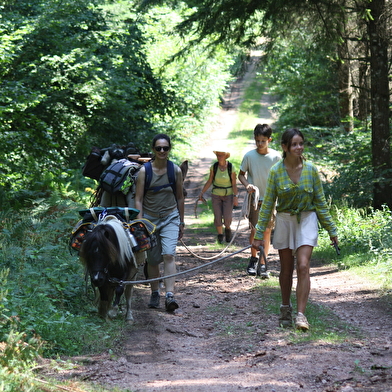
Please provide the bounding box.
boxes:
[53,54,391,392]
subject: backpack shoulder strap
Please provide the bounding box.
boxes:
[227,161,232,178]
[166,160,176,195]
[144,161,153,195]
[212,161,219,180]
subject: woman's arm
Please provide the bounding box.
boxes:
[199,168,214,199]
[175,166,185,239]
[231,171,239,207]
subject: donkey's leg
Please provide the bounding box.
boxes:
[98,289,110,320]
[107,287,121,319]
[124,284,134,323]
[124,266,137,323]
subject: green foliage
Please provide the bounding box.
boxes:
[0,0,172,204]
[0,0,240,207]
[0,199,130,359]
[136,3,236,160]
[264,34,339,128]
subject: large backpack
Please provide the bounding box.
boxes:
[99,159,142,194]
[82,142,141,182]
[82,146,105,181]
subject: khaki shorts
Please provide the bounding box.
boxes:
[248,194,275,230]
[144,209,180,266]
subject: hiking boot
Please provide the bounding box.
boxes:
[148,291,160,308]
[217,234,224,244]
[247,256,258,276]
[279,305,293,328]
[295,313,310,331]
[225,228,232,243]
[257,263,269,279]
[165,294,179,312]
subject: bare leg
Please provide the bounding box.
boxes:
[250,227,257,258]
[278,248,295,306]
[163,254,176,293]
[295,245,313,314]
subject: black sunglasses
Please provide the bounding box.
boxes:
[154,146,170,152]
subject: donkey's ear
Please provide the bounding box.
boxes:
[180,160,188,179]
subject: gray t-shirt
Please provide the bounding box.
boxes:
[240,148,281,200]
[143,170,177,216]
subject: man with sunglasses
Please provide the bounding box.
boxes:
[135,134,185,312]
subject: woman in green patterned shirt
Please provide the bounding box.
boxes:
[252,128,338,331]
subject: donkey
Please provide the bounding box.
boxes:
[79,216,138,322]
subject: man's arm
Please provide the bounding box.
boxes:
[238,170,257,193]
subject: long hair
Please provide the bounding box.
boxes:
[281,128,305,159]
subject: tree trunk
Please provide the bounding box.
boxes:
[357,61,370,123]
[367,0,392,209]
[337,54,353,132]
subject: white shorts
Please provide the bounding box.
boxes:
[273,211,318,254]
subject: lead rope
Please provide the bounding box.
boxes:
[108,244,252,286]
[180,190,258,260]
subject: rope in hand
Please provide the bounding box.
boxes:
[109,245,251,286]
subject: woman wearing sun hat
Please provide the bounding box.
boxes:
[198,151,238,243]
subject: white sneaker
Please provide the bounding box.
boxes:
[295,313,309,331]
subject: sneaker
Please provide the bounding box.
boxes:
[225,228,232,242]
[217,234,224,244]
[165,294,179,312]
[279,305,293,328]
[148,291,160,308]
[247,256,258,276]
[295,313,310,331]
[257,263,269,279]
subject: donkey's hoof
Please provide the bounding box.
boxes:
[108,306,119,319]
[125,313,134,324]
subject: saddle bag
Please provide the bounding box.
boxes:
[125,219,157,253]
[69,220,96,253]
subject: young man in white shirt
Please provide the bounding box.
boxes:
[238,124,281,277]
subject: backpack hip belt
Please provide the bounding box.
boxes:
[144,206,177,218]
[212,184,232,196]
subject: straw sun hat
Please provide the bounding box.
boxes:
[213,151,230,159]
